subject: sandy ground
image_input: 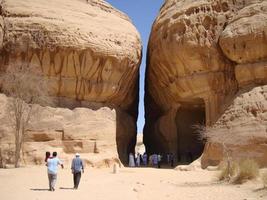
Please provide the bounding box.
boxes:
[0,166,266,200]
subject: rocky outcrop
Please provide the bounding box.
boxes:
[0,0,142,165]
[145,0,267,165]
[202,86,267,168]
[0,93,121,167]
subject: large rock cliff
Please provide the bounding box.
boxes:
[0,0,142,165]
[145,0,267,165]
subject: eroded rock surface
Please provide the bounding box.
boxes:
[0,93,121,167]
[202,86,267,168]
[0,0,142,164]
[145,0,267,165]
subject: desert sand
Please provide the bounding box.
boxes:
[0,166,266,200]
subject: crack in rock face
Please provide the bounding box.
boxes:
[0,0,142,165]
[145,0,267,166]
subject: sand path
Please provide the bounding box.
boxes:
[0,166,266,200]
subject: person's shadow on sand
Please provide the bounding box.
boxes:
[59,187,75,190]
[30,188,50,191]
[30,187,75,191]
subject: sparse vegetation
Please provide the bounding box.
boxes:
[261,172,267,188]
[217,160,238,181]
[0,148,3,168]
[193,124,236,180]
[0,65,52,168]
[193,123,265,184]
[217,159,259,183]
[232,159,259,184]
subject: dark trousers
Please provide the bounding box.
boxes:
[73,172,81,189]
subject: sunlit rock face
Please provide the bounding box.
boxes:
[145,0,267,165]
[202,86,267,168]
[0,94,121,167]
[0,0,142,165]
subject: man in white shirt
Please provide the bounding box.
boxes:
[46,152,64,191]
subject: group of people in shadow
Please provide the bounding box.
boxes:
[128,152,174,168]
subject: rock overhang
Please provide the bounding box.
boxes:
[0,0,142,166]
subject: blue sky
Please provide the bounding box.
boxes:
[105,0,164,133]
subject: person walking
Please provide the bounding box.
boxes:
[170,153,174,167]
[71,153,84,189]
[157,154,162,168]
[167,153,170,165]
[128,153,135,167]
[151,154,158,167]
[142,153,147,166]
[46,152,64,191]
[136,153,141,167]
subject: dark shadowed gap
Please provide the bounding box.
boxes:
[176,99,206,164]
[105,0,164,166]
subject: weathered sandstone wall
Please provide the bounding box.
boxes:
[0,0,142,165]
[145,0,267,165]
[202,86,267,168]
[0,94,121,167]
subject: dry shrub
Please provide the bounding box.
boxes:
[217,159,259,184]
[217,161,238,181]
[0,65,52,167]
[0,148,3,168]
[232,159,259,184]
[261,172,267,188]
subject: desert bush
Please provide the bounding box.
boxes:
[261,172,267,188]
[0,65,52,167]
[232,159,259,184]
[193,124,265,184]
[0,148,3,168]
[217,159,259,183]
[217,160,238,181]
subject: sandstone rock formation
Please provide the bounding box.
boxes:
[202,85,267,168]
[0,93,121,167]
[145,0,267,165]
[0,0,142,165]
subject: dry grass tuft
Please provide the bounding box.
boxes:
[217,159,259,184]
[217,161,238,181]
[261,172,267,188]
[232,159,259,184]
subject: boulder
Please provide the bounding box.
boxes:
[0,0,142,165]
[145,0,267,166]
